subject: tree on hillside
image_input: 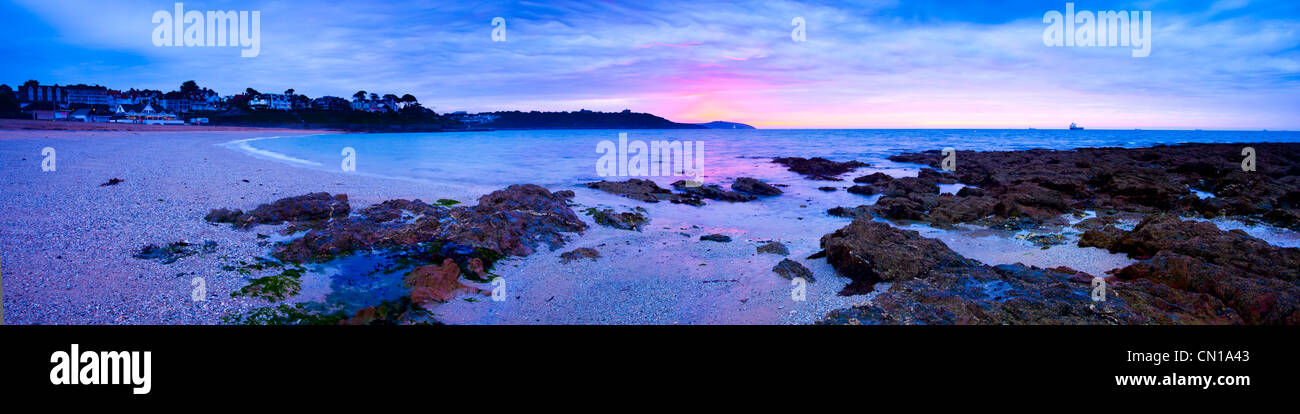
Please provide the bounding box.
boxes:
[246,87,261,96]
[180,80,200,94]
[285,88,295,95]
[0,84,20,118]
[400,94,418,105]
[369,93,379,101]
[353,91,367,101]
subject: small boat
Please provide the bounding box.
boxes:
[1069,123,1084,130]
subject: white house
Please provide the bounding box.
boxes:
[249,94,294,111]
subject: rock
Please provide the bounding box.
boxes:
[813,218,1243,324]
[1071,215,1121,232]
[270,184,586,263]
[560,247,601,263]
[885,143,1300,229]
[406,258,488,305]
[870,197,926,221]
[956,186,985,197]
[756,241,789,255]
[918,168,958,184]
[814,218,968,294]
[584,179,672,203]
[853,172,893,184]
[133,240,217,264]
[1116,252,1300,324]
[773,259,814,281]
[1078,215,1300,324]
[206,192,350,229]
[827,205,872,219]
[204,208,243,223]
[584,179,708,206]
[883,177,939,197]
[357,199,443,223]
[439,184,589,256]
[772,157,868,180]
[671,181,755,202]
[553,190,576,199]
[700,234,732,242]
[817,186,837,192]
[1080,215,1300,281]
[731,177,783,196]
[846,185,877,196]
[583,207,648,231]
[99,178,124,187]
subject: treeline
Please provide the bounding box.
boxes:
[206,109,464,132]
[0,85,22,118]
[478,110,705,130]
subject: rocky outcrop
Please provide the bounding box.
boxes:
[732,177,783,196]
[756,241,789,256]
[206,192,350,229]
[584,179,703,205]
[886,143,1300,230]
[1078,215,1300,324]
[560,247,601,263]
[815,217,1244,324]
[846,185,877,196]
[813,219,969,295]
[133,240,217,264]
[671,180,755,202]
[826,205,872,219]
[853,172,893,184]
[406,258,489,306]
[583,207,648,231]
[773,259,814,281]
[209,185,587,264]
[772,157,868,180]
[700,234,732,242]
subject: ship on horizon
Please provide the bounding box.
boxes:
[1069,122,1084,130]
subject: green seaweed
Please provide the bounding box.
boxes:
[220,303,348,325]
[221,296,442,325]
[231,265,306,302]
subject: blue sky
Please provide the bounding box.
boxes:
[2,0,1298,129]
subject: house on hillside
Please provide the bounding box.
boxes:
[159,91,193,114]
[65,85,112,106]
[450,111,499,126]
[311,96,351,111]
[350,99,392,113]
[249,94,293,111]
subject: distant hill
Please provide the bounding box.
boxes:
[476,110,704,129]
[694,121,755,129]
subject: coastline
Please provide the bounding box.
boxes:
[2,125,1297,324]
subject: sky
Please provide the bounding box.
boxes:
[2,0,1298,129]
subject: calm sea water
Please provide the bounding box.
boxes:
[229,129,1300,193]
